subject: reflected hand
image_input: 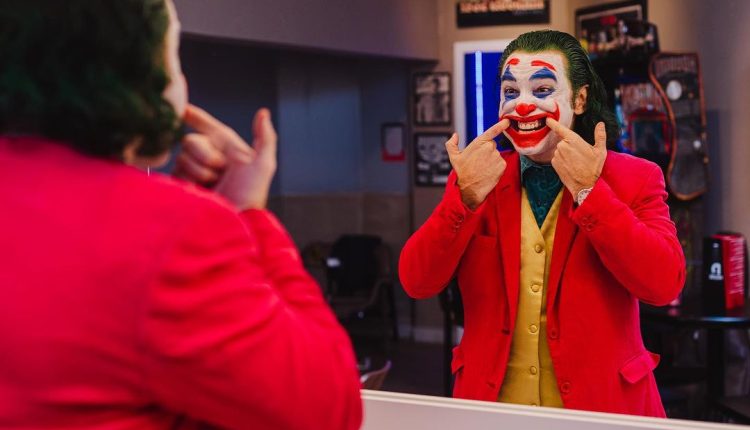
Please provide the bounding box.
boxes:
[445,119,510,210]
[175,104,277,210]
[546,118,607,199]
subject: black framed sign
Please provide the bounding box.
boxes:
[575,0,647,39]
[456,0,550,28]
[414,133,452,187]
[414,72,451,127]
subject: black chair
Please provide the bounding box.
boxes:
[322,235,399,350]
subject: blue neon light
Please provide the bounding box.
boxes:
[475,51,484,137]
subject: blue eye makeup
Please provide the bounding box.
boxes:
[503,87,520,100]
[532,86,554,98]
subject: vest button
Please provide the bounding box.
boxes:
[529,324,538,334]
[534,244,543,253]
[530,366,538,375]
[531,283,541,293]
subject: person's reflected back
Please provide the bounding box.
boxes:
[0,1,362,429]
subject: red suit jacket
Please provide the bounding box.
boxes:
[0,137,362,430]
[400,150,685,417]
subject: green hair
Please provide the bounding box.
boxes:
[0,0,179,158]
[499,30,618,148]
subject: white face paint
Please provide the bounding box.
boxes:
[498,50,575,160]
[162,0,188,118]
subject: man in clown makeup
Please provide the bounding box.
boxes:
[399,30,685,417]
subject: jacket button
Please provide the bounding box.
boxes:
[549,328,558,339]
[561,382,571,394]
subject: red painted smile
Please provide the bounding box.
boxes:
[501,105,561,148]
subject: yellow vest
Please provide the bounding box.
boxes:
[498,188,564,407]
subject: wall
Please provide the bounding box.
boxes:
[690,0,750,239]
[273,53,411,241]
[275,55,410,196]
[360,60,412,195]
[276,54,363,195]
[176,0,439,61]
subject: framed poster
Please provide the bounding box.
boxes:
[414,133,452,187]
[575,0,647,41]
[456,0,549,28]
[381,123,405,162]
[414,72,451,127]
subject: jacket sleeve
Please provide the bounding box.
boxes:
[139,200,362,430]
[572,163,686,306]
[399,171,487,299]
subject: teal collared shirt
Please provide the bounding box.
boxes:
[520,155,563,228]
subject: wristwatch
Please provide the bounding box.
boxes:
[576,187,593,206]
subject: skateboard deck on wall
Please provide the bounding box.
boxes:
[649,53,709,200]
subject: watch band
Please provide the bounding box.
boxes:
[576,187,593,206]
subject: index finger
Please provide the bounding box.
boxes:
[183,104,225,135]
[545,117,578,140]
[478,118,511,140]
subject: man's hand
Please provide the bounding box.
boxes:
[546,118,607,199]
[174,104,277,210]
[445,119,510,210]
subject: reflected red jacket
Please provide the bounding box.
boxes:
[0,137,362,430]
[400,150,685,417]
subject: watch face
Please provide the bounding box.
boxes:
[666,80,683,101]
[576,188,592,205]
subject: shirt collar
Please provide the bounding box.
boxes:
[519,154,561,188]
[519,154,552,176]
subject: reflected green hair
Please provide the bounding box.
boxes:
[499,30,618,147]
[0,0,179,158]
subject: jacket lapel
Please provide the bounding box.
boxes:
[547,190,578,314]
[495,152,521,331]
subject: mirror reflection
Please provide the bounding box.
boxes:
[1,0,748,428]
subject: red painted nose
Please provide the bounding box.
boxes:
[515,103,537,116]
